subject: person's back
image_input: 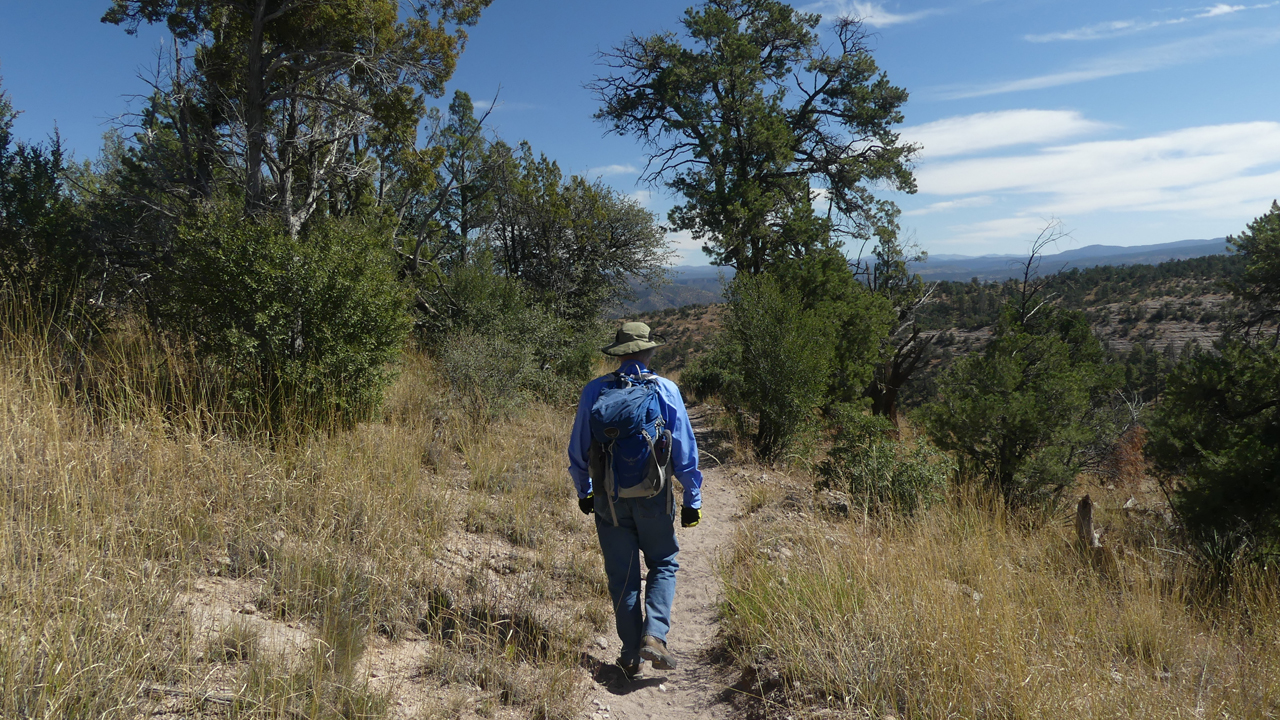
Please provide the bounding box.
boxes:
[567,322,703,676]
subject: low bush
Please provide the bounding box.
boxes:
[816,411,951,515]
[722,272,834,461]
[678,338,741,404]
[1146,339,1280,556]
[922,305,1123,508]
[420,255,605,415]
[161,202,410,429]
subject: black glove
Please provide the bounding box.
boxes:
[578,493,595,515]
[681,506,701,528]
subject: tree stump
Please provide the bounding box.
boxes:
[1076,495,1102,549]
[1075,494,1115,572]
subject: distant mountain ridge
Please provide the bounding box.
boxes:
[913,238,1228,282]
[620,238,1230,312]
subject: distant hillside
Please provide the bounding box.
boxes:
[623,239,1232,311]
[619,266,735,314]
[624,238,1233,311]
[913,238,1228,282]
[630,253,1246,382]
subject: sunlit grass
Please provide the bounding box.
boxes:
[0,312,602,719]
[721,491,1280,719]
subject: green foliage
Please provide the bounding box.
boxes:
[679,337,742,403]
[163,202,410,426]
[922,305,1123,507]
[593,0,915,274]
[417,255,603,414]
[816,411,952,516]
[1146,202,1280,553]
[1227,199,1280,328]
[722,272,834,461]
[772,249,894,403]
[0,83,95,323]
[103,0,491,230]
[1146,340,1280,552]
[856,227,936,424]
[487,141,670,325]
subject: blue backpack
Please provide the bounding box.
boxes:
[588,372,674,525]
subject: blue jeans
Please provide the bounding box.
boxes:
[594,492,679,664]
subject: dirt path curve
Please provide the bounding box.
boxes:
[580,406,740,720]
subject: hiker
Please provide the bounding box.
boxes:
[567,321,703,676]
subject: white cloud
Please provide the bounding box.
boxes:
[1200,3,1249,16]
[915,121,1280,220]
[1025,2,1275,43]
[899,110,1109,158]
[1025,19,1182,43]
[945,27,1280,98]
[940,217,1060,246]
[589,163,639,177]
[471,99,536,113]
[803,1,937,27]
[628,190,653,206]
[903,195,995,216]
[665,229,703,264]
[1196,3,1276,18]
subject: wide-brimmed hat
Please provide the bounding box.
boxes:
[601,322,664,356]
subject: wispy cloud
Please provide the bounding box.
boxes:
[471,99,537,113]
[903,196,995,216]
[939,216,1058,246]
[627,189,653,206]
[915,121,1280,220]
[803,1,938,27]
[1198,3,1276,18]
[588,163,639,177]
[900,110,1109,158]
[1025,2,1275,42]
[944,27,1280,98]
[665,229,703,264]
[1025,19,1182,43]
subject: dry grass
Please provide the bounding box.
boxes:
[0,319,605,718]
[721,489,1280,719]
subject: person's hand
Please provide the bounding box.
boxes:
[579,493,595,515]
[681,506,701,527]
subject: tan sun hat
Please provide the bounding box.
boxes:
[601,321,664,356]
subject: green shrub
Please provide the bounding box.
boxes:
[816,411,951,515]
[164,202,410,428]
[420,255,604,414]
[922,305,1123,508]
[0,88,95,327]
[724,272,834,461]
[679,338,742,404]
[1144,203,1280,558]
[1146,339,1280,554]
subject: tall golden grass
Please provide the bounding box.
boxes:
[721,489,1280,719]
[0,313,605,719]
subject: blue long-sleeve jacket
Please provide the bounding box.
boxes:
[567,360,703,509]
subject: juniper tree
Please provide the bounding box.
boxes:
[592,0,916,275]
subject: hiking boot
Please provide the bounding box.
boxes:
[639,635,677,670]
[617,658,640,679]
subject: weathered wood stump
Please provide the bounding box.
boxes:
[1075,494,1114,572]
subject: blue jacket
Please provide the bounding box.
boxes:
[568,360,704,509]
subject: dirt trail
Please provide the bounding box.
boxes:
[579,407,740,720]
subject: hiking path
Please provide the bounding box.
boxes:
[579,405,741,720]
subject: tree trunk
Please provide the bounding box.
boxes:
[244,0,269,211]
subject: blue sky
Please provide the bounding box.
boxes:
[3,1,1279,263]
